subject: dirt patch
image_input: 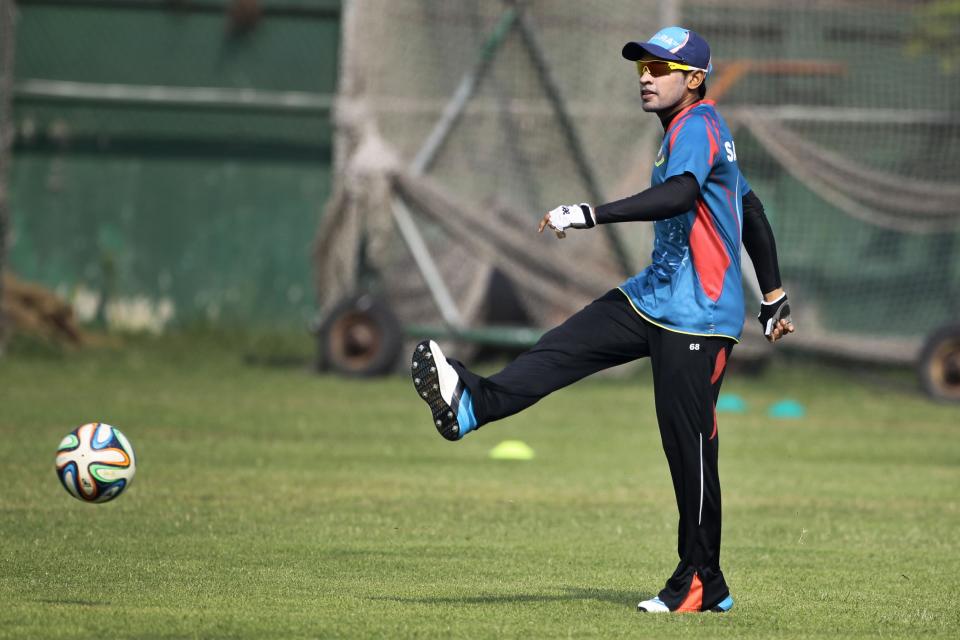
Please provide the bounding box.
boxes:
[1,273,83,346]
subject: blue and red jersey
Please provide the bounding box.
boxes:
[620,100,748,341]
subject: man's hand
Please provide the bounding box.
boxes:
[758,291,795,343]
[538,203,595,238]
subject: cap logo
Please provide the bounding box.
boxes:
[650,27,689,54]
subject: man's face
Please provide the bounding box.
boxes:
[637,58,694,113]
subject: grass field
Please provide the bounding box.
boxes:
[1,334,959,639]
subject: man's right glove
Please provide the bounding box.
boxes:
[758,293,791,338]
[546,203,595,238]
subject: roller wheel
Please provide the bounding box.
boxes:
[316,295,402,377]
[918,324,960,402]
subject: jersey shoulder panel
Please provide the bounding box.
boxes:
[663,109,720,185]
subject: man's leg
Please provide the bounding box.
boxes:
[413,289,650,438]
[648,325,734,612]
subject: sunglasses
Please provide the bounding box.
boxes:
[635,59,706,78]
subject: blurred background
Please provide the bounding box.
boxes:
[0,0,958,399]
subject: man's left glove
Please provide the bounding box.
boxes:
[757,293,791,338]
[546,203,595,238]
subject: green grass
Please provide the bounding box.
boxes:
[1,334,959,639]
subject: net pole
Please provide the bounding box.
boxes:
[515,9,634,276]
[389,197,466,329]
[0,0,17,352]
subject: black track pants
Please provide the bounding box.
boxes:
[448,289,735,611]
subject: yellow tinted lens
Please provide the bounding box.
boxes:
[635,60,676,77]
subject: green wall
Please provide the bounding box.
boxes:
[8,0,340,328]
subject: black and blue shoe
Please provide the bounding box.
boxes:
[411,340,477,441]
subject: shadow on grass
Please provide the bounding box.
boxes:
[34,598,112,607]
[370,586,649,608]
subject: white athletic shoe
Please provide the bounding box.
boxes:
[411,340,465,441]
[637,596,670,613]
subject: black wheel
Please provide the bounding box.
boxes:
[918,324,960,402]
[315,294,402,377]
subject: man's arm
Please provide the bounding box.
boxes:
[741,190,781,294]
[741,189,794,342]
[594,173,700,224]
[537,173,699,235]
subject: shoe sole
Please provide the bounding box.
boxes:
[411,340,460,441]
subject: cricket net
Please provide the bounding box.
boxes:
[316,0,960,364]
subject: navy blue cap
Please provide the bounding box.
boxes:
[622,26,712,73]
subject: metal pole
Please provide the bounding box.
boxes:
[14,79,333,114]
[0,0,17,352]
[515,9,634,276]
[389,197,466,329]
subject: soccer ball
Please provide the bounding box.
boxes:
[55,422,136,503]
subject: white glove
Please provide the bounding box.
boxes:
[546,203,596,238]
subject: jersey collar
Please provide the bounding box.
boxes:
[664,99,715,136]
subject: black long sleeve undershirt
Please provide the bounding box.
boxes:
[593,172,783,293]
[740,189,782,293]
[594,174,700,224]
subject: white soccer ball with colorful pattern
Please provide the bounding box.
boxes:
[55,423,136,503]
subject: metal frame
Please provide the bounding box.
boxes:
[13,79,333,114]
[386,1,635,345]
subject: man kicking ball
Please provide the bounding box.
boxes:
[411,26,793,614]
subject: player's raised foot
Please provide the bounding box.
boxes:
[636,594,734,613]
[411,340,476,441]
[636,596,670,613]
